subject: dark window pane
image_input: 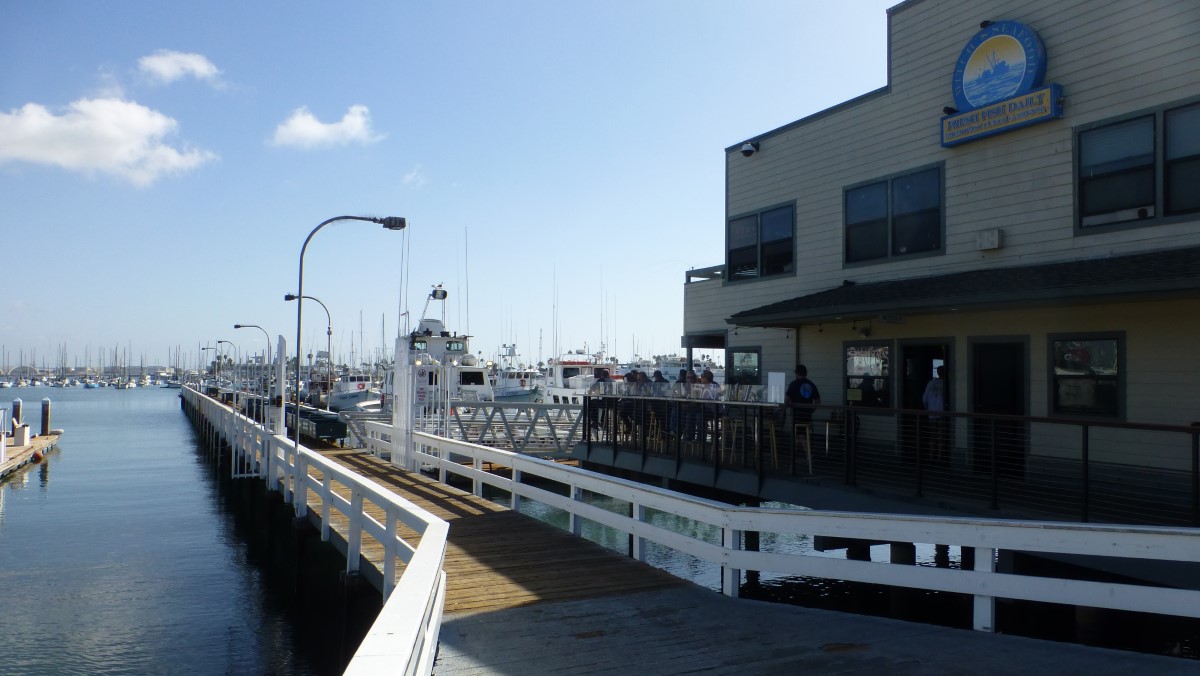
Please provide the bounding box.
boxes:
[1054,378,1119,416]
[846,182,887,224]
[761,206,793,242]
[1165,103,1200,160]
[728,350,761,384]
[1052,339,1120,417]
[728,215,758,248]
[846,220,887,262]
[728,246,757,279]
[1166,158,1200,214]
[1080,167,1155,218]
[1080,116,1154,176]
[892,208,940,255]
[893,168,940,215]
[761,238,793,276]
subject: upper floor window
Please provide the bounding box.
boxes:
[727,204,794,281]
[844,166,942,264]
[1078,100,1200,230]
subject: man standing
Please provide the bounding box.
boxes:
[922,365,947,464]
[785,364,821,421]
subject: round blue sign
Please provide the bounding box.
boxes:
[951,21,1047,112]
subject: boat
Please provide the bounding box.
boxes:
[488,344,542,402]
[543,349,614,405]
[375,285,494,413]
[327,372,378,411]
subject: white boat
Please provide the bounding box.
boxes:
[543,349,614,405]
[489,345,542,402]
[328,373,378,411]
[376,285,494,413]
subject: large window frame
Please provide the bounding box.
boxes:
[843,164,944,266]
[1046,332,1125,420]
[725,347,762,386]
[843,341,892,409]
[726,203,795,282]
[1076,96,1200,233]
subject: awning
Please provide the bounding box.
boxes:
[729,246,1200,327]
[680,332,727,350]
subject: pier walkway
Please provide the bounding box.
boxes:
[310,448,1193,675]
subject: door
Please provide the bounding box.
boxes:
[900,343,950,465]
[971,342,1026,478]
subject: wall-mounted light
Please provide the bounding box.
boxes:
[943,106,959,115]
[980,20,993,29]
[740,142,759,158]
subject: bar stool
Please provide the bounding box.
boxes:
[722,415,744,464]
[794,422,812,474]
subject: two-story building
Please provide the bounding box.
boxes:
[684,0,1200,474]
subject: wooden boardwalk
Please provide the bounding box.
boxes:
[1,433,60,480]
[311,449,686,615]
[303,448,1197,675]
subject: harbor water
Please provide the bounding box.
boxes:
[0,386,369,675]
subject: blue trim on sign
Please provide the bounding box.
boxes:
[951,20,1047,112]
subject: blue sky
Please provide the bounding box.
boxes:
[0,1,894,373]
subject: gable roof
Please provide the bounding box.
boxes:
[729,246,1200,327]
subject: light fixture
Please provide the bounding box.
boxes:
[740,142,759,158]
[980,20,993,29]
[943,106,959,115]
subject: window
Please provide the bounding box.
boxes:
[1077,99,1200,229]
[1049,334,1123,418]
[844,166,942,264]
[726,348,761,385]
[727,204,794,281]
[844,343,890,408]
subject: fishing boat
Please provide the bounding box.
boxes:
[374,285,494,413]
[543,349,614,405]
[489,344,542,402]
[328,372,378,411]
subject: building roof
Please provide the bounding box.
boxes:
[729,246,1200,327]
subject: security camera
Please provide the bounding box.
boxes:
[740,142,759,158]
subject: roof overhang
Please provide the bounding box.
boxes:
[728,247,1200,328]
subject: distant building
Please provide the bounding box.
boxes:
[684,0,1200,470]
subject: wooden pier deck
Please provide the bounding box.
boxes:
[1,433,60,480]
[303,448,1196,675]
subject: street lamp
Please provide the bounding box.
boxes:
[291,215,406,454]
[235,323,272,424]
[283,293,331,409]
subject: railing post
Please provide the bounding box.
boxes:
[972,546,996,631]
[347,486,364,573]
[568,484,583,537]
[721,525,741,598]
[630,502,646,561]
[915,415,924,498]
[321,471,333,541]
[1081,425,1090,523]
[383,504,398,601]
[511,468,522,511]
[473,455,483,497]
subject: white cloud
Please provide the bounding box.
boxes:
[401,165,427,188]
[0,98,217,186]
[138,50,221,85]
[269,104,383,149]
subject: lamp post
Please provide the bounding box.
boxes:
[291,215,406,455]
[235,324,272,425]
[284,293,332,410]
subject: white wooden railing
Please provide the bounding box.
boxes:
[405,428,1200,632]
[183,387,448,675]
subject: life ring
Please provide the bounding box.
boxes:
[357,383,365,390]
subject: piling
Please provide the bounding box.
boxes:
[12,398,22,428]
[41,398,51,437]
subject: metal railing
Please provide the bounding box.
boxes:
[405,427,1200,632]
[182,386,448,675]
[582,385,1200,527]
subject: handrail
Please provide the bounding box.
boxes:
[412,428,1200,631]
[182,386,448,675]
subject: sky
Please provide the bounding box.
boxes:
[0,0,895,373]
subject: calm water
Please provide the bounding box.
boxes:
[0,386,362,675]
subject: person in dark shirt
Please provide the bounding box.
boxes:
[785,364,821,422]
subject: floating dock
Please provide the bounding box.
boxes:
[1,432,61,480]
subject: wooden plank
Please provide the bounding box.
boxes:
[307,448,685,617]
